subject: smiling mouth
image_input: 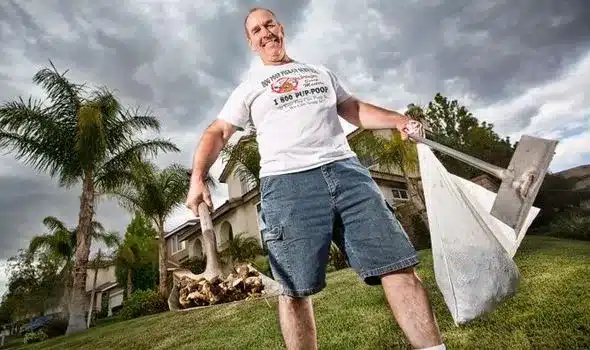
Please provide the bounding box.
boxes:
[262,38,280,47]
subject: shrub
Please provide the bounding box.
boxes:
[23,330,48,344]
[41,317,68,338]
[181,257,207,275]
[542,210,590,241]
[328,243,350,271]
[251,255,273,278]
[117,289,168,321]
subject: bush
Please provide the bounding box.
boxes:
[23,330,48,344]
[41,318,68,338]
[540,210,590,241]
[328,243,350,271]
[251,255,273,278]
[181,257,207,275]
[117,289,168,321]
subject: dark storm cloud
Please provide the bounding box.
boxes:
[327,0,590,104]
[0,0,588,261]
[0,1,311,259]
[0,173,80,259]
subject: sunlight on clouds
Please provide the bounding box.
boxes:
[472,50,590,171]
[0,260,7,297]
[552,130,590,171]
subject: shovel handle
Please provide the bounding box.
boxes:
[198,202,214,232]
[408,133,507,180]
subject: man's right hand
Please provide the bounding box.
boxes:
[186,178,213,218]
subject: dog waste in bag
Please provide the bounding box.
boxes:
[416,143,540,325]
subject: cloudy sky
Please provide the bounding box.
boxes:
[1,0,589,295]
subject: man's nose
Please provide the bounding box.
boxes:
[260,26,272,36]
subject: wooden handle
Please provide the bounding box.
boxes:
[198,202,213,232]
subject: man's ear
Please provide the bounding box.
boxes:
[279,23,285,37]
[246,36,256,51]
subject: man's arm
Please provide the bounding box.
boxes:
[191,119,237,182]
[337,96,410,132]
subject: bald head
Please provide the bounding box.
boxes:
[244,7,278,38]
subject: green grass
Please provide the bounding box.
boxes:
[17,236,590,349]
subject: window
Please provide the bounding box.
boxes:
[392,188,409,200]
[171,235,186,253]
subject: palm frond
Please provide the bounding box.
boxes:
[105,187,144,215]
[42,216,68,232]
[91,221,105,233]
[28,235,52,256]
[105,110,161,151]
[220,135,260,188]
[0,131,66,178]
[32,61,84,114]
[94,231,120,248]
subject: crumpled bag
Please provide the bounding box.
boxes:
[416,143,540,325]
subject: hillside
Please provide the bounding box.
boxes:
[556,164,590,190]
[14,236,590,350]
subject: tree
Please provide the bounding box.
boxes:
[114,214,159,298]
[219,233,263,265]
[220,134,261,189]
[105,161,209,298]
[406,93,515,179]
[0,62,177,334]
[348,130,428,227]
[28,216,119,317]
[0,250,61,320]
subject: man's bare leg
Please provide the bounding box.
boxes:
[278,295,318,350]
[381,267,444,349]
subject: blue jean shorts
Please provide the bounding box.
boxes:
[259,156,419,297]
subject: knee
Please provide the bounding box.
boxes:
[279,294,311,306]
[380,267,422,287]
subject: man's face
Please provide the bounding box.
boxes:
[245,10,286,64]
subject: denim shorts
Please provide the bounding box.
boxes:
[259,156,419,297]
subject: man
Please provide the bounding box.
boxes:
[186,7,445,350]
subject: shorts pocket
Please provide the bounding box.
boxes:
[263,225,283,242]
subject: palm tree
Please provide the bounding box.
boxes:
[220,133,261,189]
[219,232,263,265]
[28,216,119,316]
[105,161,214,298]
[348,130,428,227]
[0,62,177,334]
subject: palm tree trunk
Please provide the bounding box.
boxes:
[127,269,133,298]
[158,222,169,298]
[86,265,99,328]
[66,172,95,335]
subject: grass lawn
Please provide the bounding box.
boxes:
[16,236,590,349]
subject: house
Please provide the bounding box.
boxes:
[38,264,124,319]
[164,128,421,266]
[85,264,125,317]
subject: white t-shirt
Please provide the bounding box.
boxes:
[217,60,357,178]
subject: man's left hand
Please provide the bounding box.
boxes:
[399,118,425,141]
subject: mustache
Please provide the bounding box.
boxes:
[261,35,279,45]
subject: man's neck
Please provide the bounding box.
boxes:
[262,54,293,66]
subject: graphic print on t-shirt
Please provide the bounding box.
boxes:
[258,66,331,112]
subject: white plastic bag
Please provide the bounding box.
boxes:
[416,143,540,325]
